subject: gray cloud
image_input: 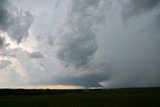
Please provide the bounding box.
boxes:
[1,0,160,89]
[29,52,44,58]
[0,60,11,69]
[8,11,33,43]
[0,35,6,49]
[0,34,9,49]
[35,53,111,87]
[54,59,111,87]
[56,73,110,87]
[0,0,11,31]
[0,0,33,43]
[55,0,111,68]
[56,30,98,68]
[37,32,54,46]
[154,13,160,30]
[10,0,112,87]
[121,0,160,21]
[121,0,160,38]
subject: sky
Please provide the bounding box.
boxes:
[0,0,160,89]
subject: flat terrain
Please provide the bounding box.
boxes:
[0,88,160,107]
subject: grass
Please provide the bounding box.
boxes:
[0,87,160,107]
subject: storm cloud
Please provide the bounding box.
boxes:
[0,0,160,89]
[55,0,112,68]
[0,0,33,43]
[8,11,33,43]
[55,73,110,87]
[121,0,160,20]
[0,0,10,31]
[0,35,6,49]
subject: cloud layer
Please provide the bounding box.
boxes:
[55,0,112,68]
[0,0,160,88]
[121,0,160,20]
[0,0,33,43]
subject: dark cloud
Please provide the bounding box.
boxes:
[29,52,44,59]
[56,73,110,87]
[0,0,11,31]
[8,11,33,43]
[121,0,160,20]
[121,0,160,37]
[37,71,111,87]
[1,0,159,89]
[68,0,99,13]
[62,60,111,87]
[36,57,111,87]
[154,13,160,30]
[56,30,98,68]
[0,35,5,49]
[55,0,111,68]
[0,35,9,49]
[29,52,44,58]
[0,0,33,43]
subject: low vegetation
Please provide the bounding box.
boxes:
[0,87,160,107]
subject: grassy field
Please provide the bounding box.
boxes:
[0,88,160,107]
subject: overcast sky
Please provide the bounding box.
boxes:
[0,0,160,89]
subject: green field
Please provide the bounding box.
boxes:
[0,88,160,107]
